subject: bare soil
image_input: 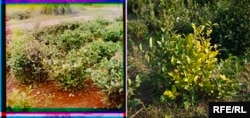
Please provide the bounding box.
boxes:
[6,72,106,108]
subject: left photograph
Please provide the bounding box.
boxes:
[5,3,124,111]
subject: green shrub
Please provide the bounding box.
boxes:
[8,30,49,84]
[244,49,250,63]
[218,55,244,80]
[37,23,99,53]
[8,19,122,92]
[127,20,148,41]
[82,20,107,38]
[35,19,109,43]
[95,17,111,26]
[115,16,123,22]
[48,40,119,91]
[141,23,240,109]
[128,0,218,36]
[34,21,83,37]
[127,75,143,110]
[103,21,123,42]
[89,40,120,61]
[217,55,250,101]
[90,58,124,108]
[50,52,88,91]
[57,29,92,52]
[48,44,98,91]
[212,0,250,58]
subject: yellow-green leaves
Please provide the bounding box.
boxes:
[141,22,237,108]
[194,75,199,82]
[206,29,212,36]
[163,85,179,100]
[220,75,232,82]
[157,41,162,47]
[171,56,176,65]
[192,23,205,36]
[149,37,153,48]
[186,56,191,64]
[163,90,175,99]
[139,43,143,50]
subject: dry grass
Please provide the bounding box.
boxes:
[128,101,208,118]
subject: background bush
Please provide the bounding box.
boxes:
[128,0,250,59]
[40,4,72,15]
[90,58,124,108]
[127,20,148,41]
[211,0,250,58]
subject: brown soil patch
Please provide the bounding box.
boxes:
[6,72,106,108]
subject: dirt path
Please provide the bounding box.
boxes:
[7,6,123,30]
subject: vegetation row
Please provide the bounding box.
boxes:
[7,18,124,109]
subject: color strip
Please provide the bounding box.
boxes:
[5,0,124,4]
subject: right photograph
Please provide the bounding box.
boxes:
[127,0,250,118]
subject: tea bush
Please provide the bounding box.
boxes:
[49,50,88,91]
[56,29,92,52]
[103,21,123,42]
[115,16,123,22]
[49,40,120,91]
[8,30,49,84]
[41,19,109,41]
[89,40,120,61]
[141,23,240,109]
[35,19,110,42]
[37,21,108,53]
[90,58,124,108]
[95,17,111,26]
[78,19,108,38]
[33,21,83,39]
